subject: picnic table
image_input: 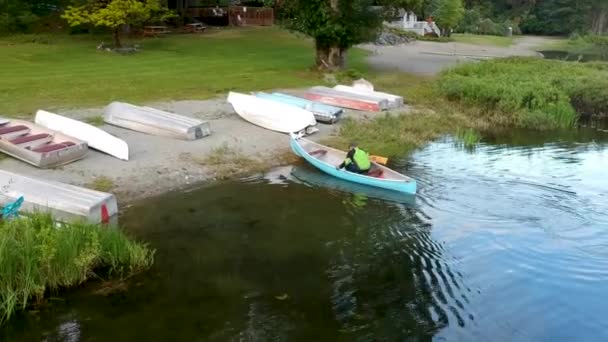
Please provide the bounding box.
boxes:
[184,23,207,33]
[143,26,170,37]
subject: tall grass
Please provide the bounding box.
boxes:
[326,111,466,157]
[0,214,154,324]
[438,57,608,129]
[456,128,482,150]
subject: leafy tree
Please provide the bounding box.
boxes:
[63,0,173,47]
[433,0,464,36]
[281,0,421,71]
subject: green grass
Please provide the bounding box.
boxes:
[0,27,367,116]
[456,128,482,148]
[451,33,515,47]
[84,115,105,127]
[88,176,115,192]
[437,57,608,128]
[0,214,154,324]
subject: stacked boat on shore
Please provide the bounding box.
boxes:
[225,80,415,195]
[0,80,410,222]
[226,79,405,136]
[0,103,212,223]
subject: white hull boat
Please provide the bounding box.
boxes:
[333,85,404,109]
[35,110,129,161]
[104,102,211,140]
[227,92,318,135]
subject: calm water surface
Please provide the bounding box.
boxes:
[2,128,608,341]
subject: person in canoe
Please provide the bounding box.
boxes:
[336,142,371,174]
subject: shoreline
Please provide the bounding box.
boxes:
[0,95,412,208]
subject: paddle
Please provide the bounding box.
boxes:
[370,155,388,165]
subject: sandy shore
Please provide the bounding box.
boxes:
[0,94,411,205]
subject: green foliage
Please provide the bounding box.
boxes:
[282,0,382,50]
[0,213,154,324]
[456,128,481,148]
[433,0,465,36]
[62,0,174,46]
[520,0,590,35]
[329,112,454,157]
[63,0,164,29]
[438,58,608,129]
[418,35,453,42]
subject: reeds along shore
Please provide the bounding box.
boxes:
[0,214,154,324]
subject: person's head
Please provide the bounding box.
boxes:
[349,142,358,151]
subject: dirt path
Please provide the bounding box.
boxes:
[362,35,557,75]
[0,96,411,204]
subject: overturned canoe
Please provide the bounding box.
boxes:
[0,119,88,168]
[228,92,318,134]
[333,85,404,109]
[290,134,416,194]
[304,86,389,112]
[104,102,211,140]
[254,92,343,124]
[0,170,118,224]
[35,110,129,161]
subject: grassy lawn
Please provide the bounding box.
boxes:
[0,27,366,116]
[451,33,514,47]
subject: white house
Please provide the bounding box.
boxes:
[387,10,441,37]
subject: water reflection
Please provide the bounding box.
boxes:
[2,129,607,341]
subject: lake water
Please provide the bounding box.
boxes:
[2,128,608,341]
[539,50,608,62]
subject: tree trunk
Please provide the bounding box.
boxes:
[113,28,122,48]
[314,0,345,70]
[315,42,346,71]
[591,9,607,34]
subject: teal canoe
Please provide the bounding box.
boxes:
[290,134,417,195]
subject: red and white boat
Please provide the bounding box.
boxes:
[0,118,88,168]
[303,86,389,112]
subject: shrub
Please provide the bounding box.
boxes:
[0,214,154,324]
[437,58,608,128]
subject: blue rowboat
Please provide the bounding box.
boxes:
[254,92,343,124]
[290,134,417,195]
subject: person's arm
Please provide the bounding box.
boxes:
[338,149,355,169]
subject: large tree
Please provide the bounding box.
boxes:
[280,0,420,71]
[433,0,464,36]
[63,0,173,47]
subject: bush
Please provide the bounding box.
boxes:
[0,214,154,324]
[457,14,520,36]
[437,58,608,128]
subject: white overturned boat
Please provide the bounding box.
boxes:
[35,110,129,161]
[104,102,211,140]
[227,92,318,135]
[0,170,118,224]
[333,85,404,109]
